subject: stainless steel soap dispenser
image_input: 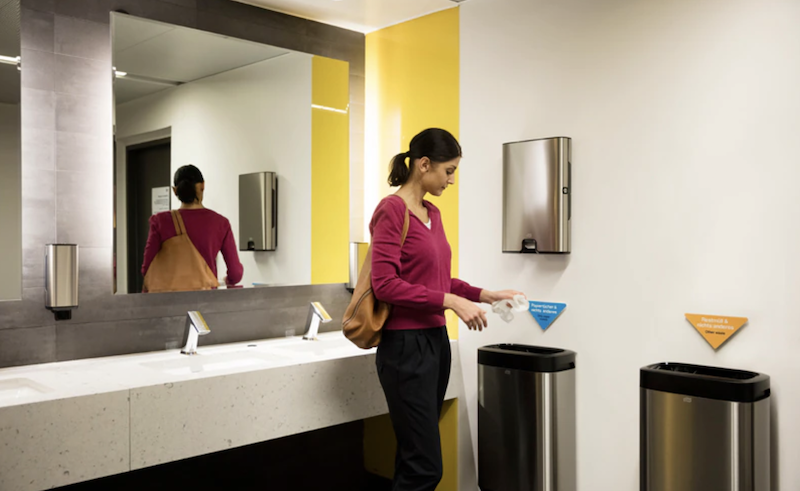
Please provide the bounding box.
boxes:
[239,172,277,251]
[502,137,571,253]
[45,244,79,320]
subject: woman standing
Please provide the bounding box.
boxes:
[141,165,243,292]
[371,128,522,490]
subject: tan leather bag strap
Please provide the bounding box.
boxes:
[171,210,189,236]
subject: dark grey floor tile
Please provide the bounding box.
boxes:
[0,287,57,330]
[0,326,56,368]
[199,307,300,345]
[56,315,185,361]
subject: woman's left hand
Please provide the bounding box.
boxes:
[480,290,526,304]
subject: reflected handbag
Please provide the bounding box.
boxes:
[342,204,410,349]
[142,210,219,293]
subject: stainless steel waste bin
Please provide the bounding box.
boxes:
[640,362,770,491]
[478,344,577,491]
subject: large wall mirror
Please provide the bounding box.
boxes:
[0,0,21,301]
[113,13,351,295]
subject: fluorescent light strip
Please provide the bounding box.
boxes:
[114,72,181,87]
[0,55,20,66]
[312,104,348,114]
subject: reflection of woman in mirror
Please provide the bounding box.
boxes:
[370,128,524,490]
[141,165,243,292]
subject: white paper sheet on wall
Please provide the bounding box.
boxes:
[151,187,170,214]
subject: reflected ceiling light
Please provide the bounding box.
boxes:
[312,103,348,114]
[0,55,20,68]
[112,68,181,87]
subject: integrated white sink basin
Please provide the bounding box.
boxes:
[0,378,53,403]
[140,351,285,376]
[263,336,362,358]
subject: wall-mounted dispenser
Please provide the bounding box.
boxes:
[502,137,571,253]
[346,242,369,292]
[45,244,79,320]
[239,172,277,251]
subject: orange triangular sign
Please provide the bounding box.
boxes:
[685,314,748,350]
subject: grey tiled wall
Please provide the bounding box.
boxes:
[0,0,364,368]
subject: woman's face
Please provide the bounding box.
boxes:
[420,157,460,197]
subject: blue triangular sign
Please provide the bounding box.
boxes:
[528,302,567,330]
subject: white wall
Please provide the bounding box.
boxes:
[460,0,800,489]
[116,53,313,291]
[0,102,21,301]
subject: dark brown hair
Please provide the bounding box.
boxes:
[388,128,462,187]
[173,165,204,204]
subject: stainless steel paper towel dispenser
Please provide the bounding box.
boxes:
[45,244,79,320]
[239,172,277,251]
[502,137,571,253]
[346,242,368,292]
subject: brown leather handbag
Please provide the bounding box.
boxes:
[142,210,219,293]
[343,204,410,349]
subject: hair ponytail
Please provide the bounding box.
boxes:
[386,129,461,187]
[175,179,197,203]
[388,152,411,187]
[173,165,204,204]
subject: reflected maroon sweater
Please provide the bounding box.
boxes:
[370,195,483,330]
[141,208,243,285]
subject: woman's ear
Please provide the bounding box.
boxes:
[419,156,431,173]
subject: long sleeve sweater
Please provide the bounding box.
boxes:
[370,195,483,330]
[141,208,243,286]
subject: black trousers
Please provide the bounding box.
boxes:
[376,326,451,491]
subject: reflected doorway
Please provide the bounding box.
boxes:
[126,138,171,294]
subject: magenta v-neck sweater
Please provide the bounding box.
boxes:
[141,209,243,286]
[370,195,483,330]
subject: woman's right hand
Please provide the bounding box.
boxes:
[444,293,488,331]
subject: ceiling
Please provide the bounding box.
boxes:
[233,0,459,33]
[0,0,20,105]
[113,14,290,104]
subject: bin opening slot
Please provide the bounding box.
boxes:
[652,363,758,380]
[494,344,564,355]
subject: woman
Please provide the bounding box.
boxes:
[141,165,243,291]
[371,128,523,490]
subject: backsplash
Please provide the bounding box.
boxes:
[0,0,364,368]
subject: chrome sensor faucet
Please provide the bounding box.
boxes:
[181,311,210,355]
[303,302,332,340]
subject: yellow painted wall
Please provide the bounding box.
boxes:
[311,56,350,284]
[365,7,461,339]
[363,9,461,491]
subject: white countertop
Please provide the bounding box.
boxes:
[0,331,377,408]
[0,331,462,491]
